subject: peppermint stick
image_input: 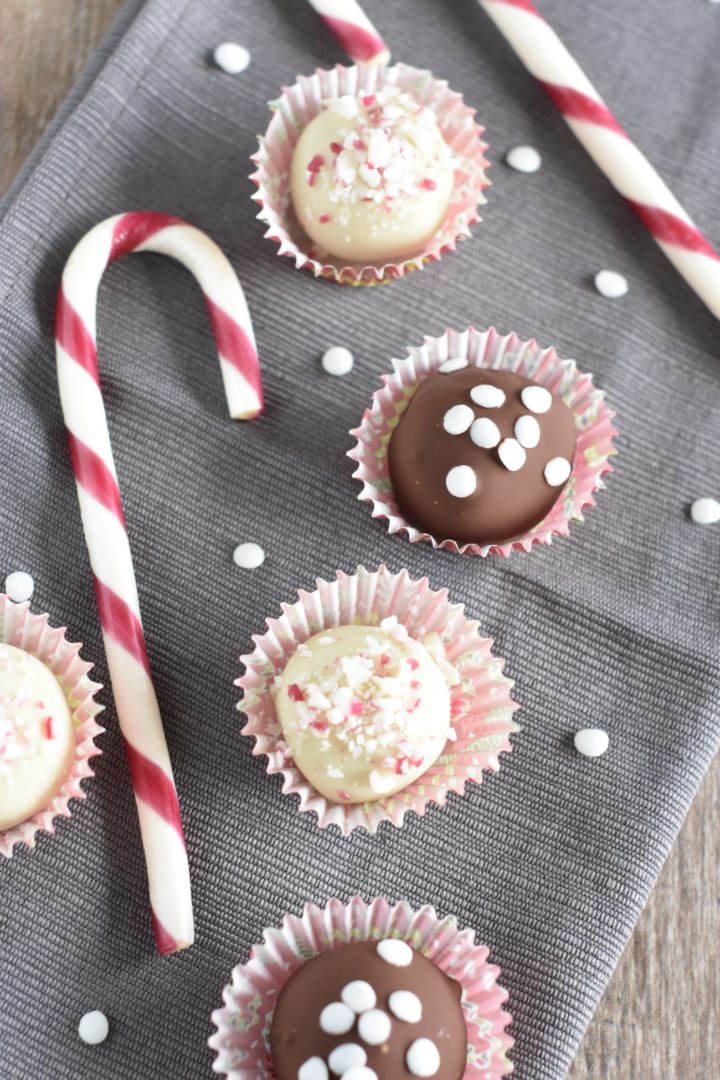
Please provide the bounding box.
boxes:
[306,0,390,64]
[55,212,263,953]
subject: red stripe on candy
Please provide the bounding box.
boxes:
[55,287,99,383]
[124,740,186,844]
[93,575,152,678]
[537,82,627,136]
[66,431,125,523]
[110,212,184,262]
[204,296,265,408]
[151,910,182,956]
[321,15,387,61]
[624,200,720,260]
[485,0,541,12]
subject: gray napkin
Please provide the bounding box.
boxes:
[1,1,718,1077]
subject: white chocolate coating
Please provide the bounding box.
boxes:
[0,644,74,831]
[290,88,455,264]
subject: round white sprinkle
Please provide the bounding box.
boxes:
[341,1069,378,1080]
[78,1010,109,1046]
[544,457,572,486]
[690,497,720,525]
[376,939,413,967]
[574,728,610,758]
[357,1009,392,1046]
[213,42,251,74]
[497,438,526,472]
[445,465,476,498]
[442,403,474,435]
[328,1044,367,1074]
[505,144,542,173]
[437,357,468,374]
[319,1002,355,1035]
[233,542,265,569]
[470,417,501,449]
[520,386,552,414]
[341,980,376,1014]
[514,414,541,449]
[299,1057,329,1080]
[321,345,354,377]
[406,1038,440,1077]
[4,571,34,604]
[470,384,505,408]
[594,269,628,299]
[388,990,422,1023]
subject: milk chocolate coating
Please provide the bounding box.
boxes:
[269,940,466,1080]
[388,367,577,545]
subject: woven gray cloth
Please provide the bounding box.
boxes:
[1,0,719,1077]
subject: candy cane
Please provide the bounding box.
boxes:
[306,0,391,64]
[478,0,720,321]
[55,212,263,953]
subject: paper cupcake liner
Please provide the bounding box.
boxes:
[250,63,490,286]
[237,565,519,835]
[0,595,104,857]
[348,326,618,556]
[210,896,513,1079]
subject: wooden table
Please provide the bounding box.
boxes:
[1,2,717,1076]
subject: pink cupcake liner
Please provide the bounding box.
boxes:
[209,896,513,1079]
[237,565,519,835]
[348,326,618,556]
[0,595,104,857]
[250,63,490,286]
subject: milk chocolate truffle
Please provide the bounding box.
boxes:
[270,939,467,1080]
[290,87,455,264]
[388,366,577,546]
[274,619,458,804]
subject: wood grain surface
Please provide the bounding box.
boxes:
[0,2,717,1077]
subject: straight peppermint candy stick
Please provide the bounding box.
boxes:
[55,212,264,953]
[306,0,391,64]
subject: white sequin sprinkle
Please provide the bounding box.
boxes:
[233,542,265,569]
[319,1002,355,1035]
[574,728,610,758]
[357,1009,392,1046]
[544,457,572,486]
[213,42,251,74]
[594,269,628,298]
[341,1069,377,1080]
[445,465,476,498]
[377,939,413,966]
[470,417,501,449]
[514,414,541,449]
[520,386,552,414]
[690,497,720,525]
[299,1057,329,1080]
[437,357,468,374]
[442,404,474,435]
[317,635,336,645]
[505,145,542,173]
[4,571,34,603]
[328,1044,367,1074]
[388,990,422,1023]
[78,1011,109,1046]
[321,346,354,377]
[406,1037,440,1077]
[341,980,376,1014]
[470,384,505,408]
[497,438,526,472]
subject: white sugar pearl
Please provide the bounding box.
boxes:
[376,939,413,966]
[437,357,468,374]
[594,269,628,298]
[328,1044,367,1074]
[497,438,526,472]
[321,345,354,377]
[470,417,501,449]
[319,1002,355,1035]
[406,1038,440,1077]
[341,1069,378,1080]
[574,728,610,758]
[690,497,720,524]
[520,386,552,414]
[4,571,34,603]
[544,457,572,486]
[78,1010,109,1045]
[341,980,376,1013]
[357,1009,392,1046]
[514,414,541,449]
[445,465,476,498]
[299,1057,329,1080]
[442,404,474,435]
[388,990,422,1023]
[470,384,505,408]
[505,145,542,173]
[233,542,265,569]
[213,42,251,74]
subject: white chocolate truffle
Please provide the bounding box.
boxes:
[290,87,455,264]
[274,624,457,803]
[0,644,74,830]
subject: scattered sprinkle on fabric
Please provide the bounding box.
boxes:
[594,269,628,298]
[233,542,265,569]
[574,728,610,758]
[321,346,354,376]
[4,571,34,603]
[78,1011,109,1045]
[690,497,720,524]
[505,145,542,173]
[213,42,251,74]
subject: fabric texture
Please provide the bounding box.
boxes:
[1,1,719,1077]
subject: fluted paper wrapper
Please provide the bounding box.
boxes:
[250,63,490,285]
[348,327,618,555]
[210,896,513,1078]
[237,565,518,835]
[0,595,104,857]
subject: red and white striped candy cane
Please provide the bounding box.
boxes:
[55,212,263,953]
[480,0,720,321]
[306,0,391,64]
